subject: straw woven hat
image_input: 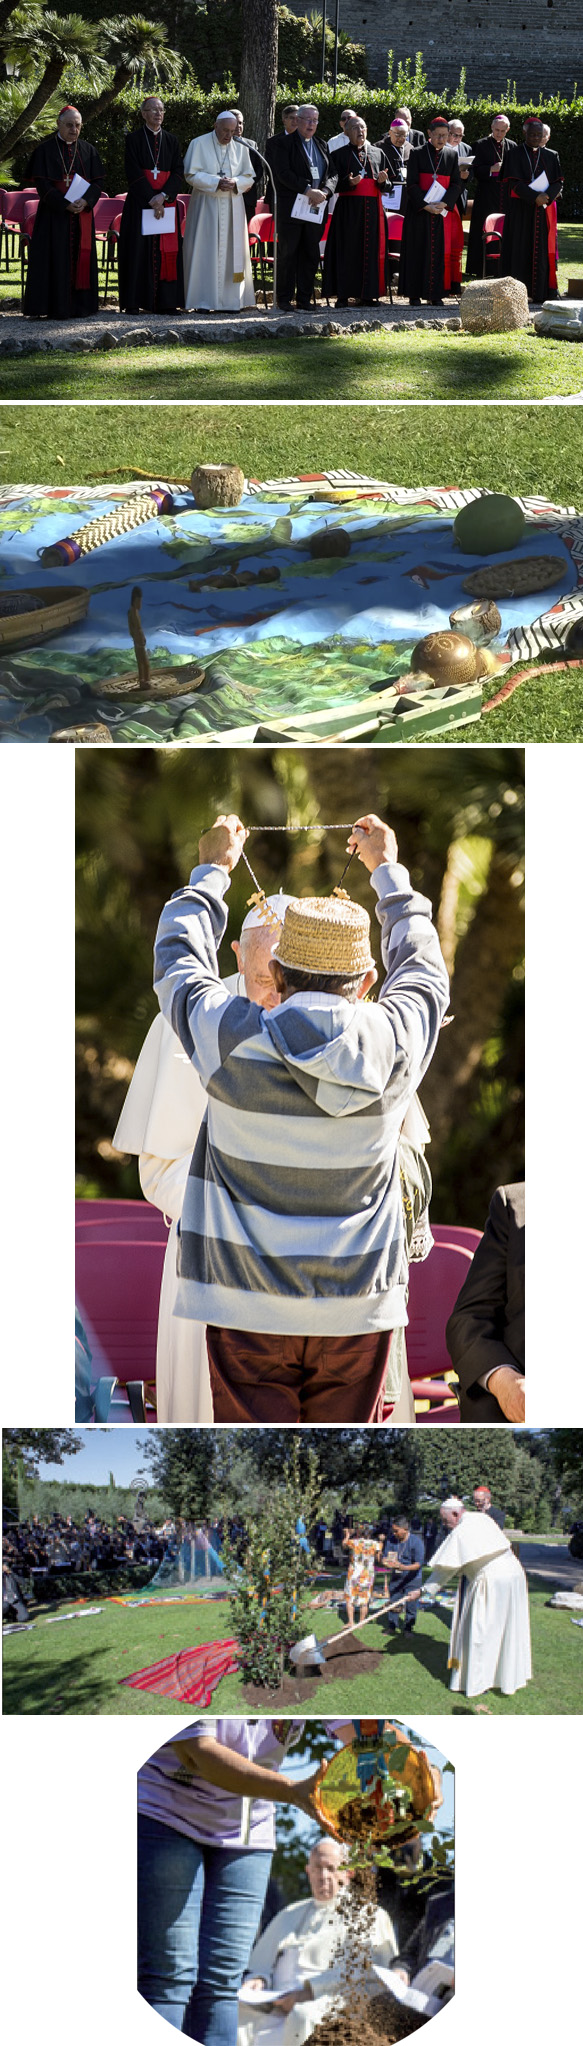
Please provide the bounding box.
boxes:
[274,894,373,977]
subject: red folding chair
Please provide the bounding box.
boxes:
[2,187,37,270]
[482,210,505,275]
[247,209,274,308]
[76,1237,166,1419]
[404,1239,478,1420]
[103,203,126,298]
[92,195,117,278]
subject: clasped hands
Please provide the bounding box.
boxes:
[198,811,399,874]
[218,175,238,191]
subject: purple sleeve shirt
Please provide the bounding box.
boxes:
[137,1717,349,1848]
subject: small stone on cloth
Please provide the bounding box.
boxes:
[461,277,529,334]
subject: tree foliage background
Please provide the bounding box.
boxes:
[76,747,525,1230]
[139,1427,580,1532]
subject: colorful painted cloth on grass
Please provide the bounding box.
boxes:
[1,478,582,741]
[120,1638,239,1704]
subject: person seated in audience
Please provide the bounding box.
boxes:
[238,1838,397,2046]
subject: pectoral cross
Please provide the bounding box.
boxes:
[152,168,158,180]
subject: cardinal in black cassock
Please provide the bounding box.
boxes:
[466,116,512,277]
[500,119,563,302]
[23,106,104,319]
[323,118,389,305]
[399,114,462,306]
[118,95,184,314]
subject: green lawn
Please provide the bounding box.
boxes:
[1,397,581,489]
[1,327,583,403]
[3,1579,578,1716]
[0,223,582,399]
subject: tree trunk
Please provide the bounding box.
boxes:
[86,64,132,126]
[0,57,65,162]
[239,0,278,153]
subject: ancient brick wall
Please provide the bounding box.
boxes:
[289,1,580,98]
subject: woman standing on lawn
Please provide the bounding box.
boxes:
[137,1716,340,2042]
[342,1524,383,1628]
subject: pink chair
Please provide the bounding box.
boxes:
[432,1223,482,1254]
[103,207,124,298]
[1,187,37,268]
[401,1239,479,1420]
[177,194,189,231]
[19,197,38,299]
[76,1237,166,1419]
[248,209,274,308]
[76,1198,163,1233]
[483,210,505,275]
[92,195,117,275]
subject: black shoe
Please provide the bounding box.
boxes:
[335,299,348,308]
[409,298,421,307]
[276,300,294,312]
[431,298,445,307]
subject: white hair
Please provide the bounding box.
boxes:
[297,104,318,117]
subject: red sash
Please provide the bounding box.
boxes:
[419,171,456,289]
[510,186,558,291]
[143,168,178,280]
[56,178,93,290]
[345,173,386,295]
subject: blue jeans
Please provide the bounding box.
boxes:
[138,1815,272,2043]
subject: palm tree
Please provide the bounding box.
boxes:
[88,17,184,125]
[0,10,106,161]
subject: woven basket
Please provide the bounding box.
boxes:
[0,585,90,652]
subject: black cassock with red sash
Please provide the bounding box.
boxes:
[399,142,462,301]
[323,141,389,302]
[466,134,511,277]
[500,143,563,301]
[118,127,185,313]
[23,134,104,317]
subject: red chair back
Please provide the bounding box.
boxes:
[177,195,189,228]
[431,1223,482,1254]
[75,1199,168,1242]
[248,211,274,242]
[3,190,33,228]
[386,213,404,246]
[484,211,505,237]
[92,198,120,237]
[22,199,38,234]
[407,1239,475,1381]
[76,1238,166,1381]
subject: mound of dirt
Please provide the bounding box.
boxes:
[242,1636,382,1708]
[309,1993,428,2044]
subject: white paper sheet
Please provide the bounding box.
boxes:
[141,207,176,235]
[65,174,90,204]
[239,1985,304,2009]
[372,1965,443,2015]
[530,170,550,192]
[424,178,447,204]
[383,184,403,211]
[291,193,327,225]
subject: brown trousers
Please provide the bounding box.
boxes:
[205,1325,393,1424]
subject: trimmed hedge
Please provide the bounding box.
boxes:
[57,85,583,218]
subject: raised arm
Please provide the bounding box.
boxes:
[348,813,450,1093]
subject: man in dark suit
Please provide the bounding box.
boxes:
[270,101,332,309]
[446,1182,525,1423]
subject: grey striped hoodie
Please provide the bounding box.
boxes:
[153,859,449,1335]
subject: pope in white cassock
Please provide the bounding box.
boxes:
[425,1497,532,1697]
[182,110,256,310]
[112,895,291,1423]
[238,1838,396,2046]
